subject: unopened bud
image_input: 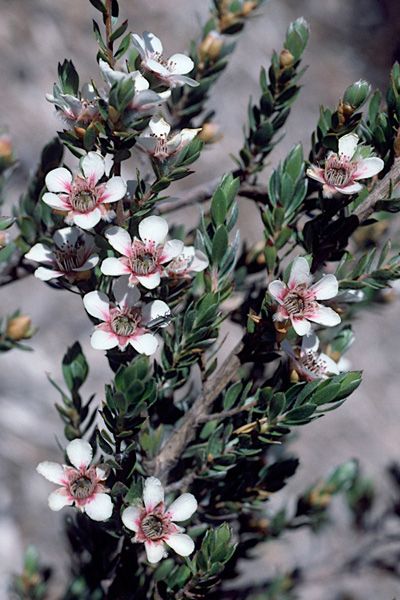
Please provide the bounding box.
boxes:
[199,31,224,62]
[337,99,354,126]
[219,12,239,31]
[6,315,33,341]
[199,122,222,144]
[108,106,120,125]
[0,134,14,170]
[74,127,86,140]
[279,49,294,69]
[0,231,8,248]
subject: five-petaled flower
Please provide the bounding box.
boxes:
[164,245,209,278]
[36,438,113,521]
[307,133,384,196]
[83,277,170,353]
[137,116,200,161]
[268,257,341,336]
[283,334,340,381]
[42,152,127,230]
[101,215,184,289]
[131,32,198,88]
[122,476,197,564]
[46,84,99,128]
[25,227,99,281]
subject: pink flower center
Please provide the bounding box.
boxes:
[324,155,356,187]
[54,235,90,272]
[70,177,99,213]
[129,241,160,275]
[110,307,142,336]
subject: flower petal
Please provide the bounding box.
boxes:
[36,461,65,484]
[354,157,384,180]
[81,152,105,184]
[45,168,72,193]
[48,488,73,511]
[145,58,170,77]
[165,533,194,557]
[168,54,194,75]
[121,506,142,532]
[310,274,338,300]
[83,290,110,321]
[112,276,141,306]
[142,31,163,55]
[149,116,171,137]
[42,192,70,210]
[308,304,341,327]
[168,493,197,522]
[35,266,63,281]
[301,333,320,353]
[143,476,164,510]
[84,493,113,521]
[338,133,358,158]
[148,300,170,324]
[101,176,127,203]
[288,257,312,288]
[72,208,102,229]
[144,541,166,564]
[73,254,99,271]
[306,166,326,184]
[161,239,184,262]
[91,329,118,350]
[101,257,130,276]
[131,33,146,57]
[105,226,132,256]
[66,438,93,469]
[25,243,54,264]
[53,226,79,248]
[291,317,312,336]
[136,272,161,289]
[130,333,159,355]
[268,280,287,304]
[320,353,340,375]
[139,215,168,245]
[336,182,363,195]
[190,249,209,272]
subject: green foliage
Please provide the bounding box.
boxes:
[10,546,50,600]
[337,242,400,290]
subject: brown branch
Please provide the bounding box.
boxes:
[198,400,257,423]
[354,158,400,222]
[104,0,115,67]
[152,340,243,483]
[158,178,267,215]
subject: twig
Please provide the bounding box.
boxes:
[354,158,400,222]
[151,340,243,483]
[198,400,257,423]
[104,0,115,67]
[158,178,268,215]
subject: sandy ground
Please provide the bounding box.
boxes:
[1,0,400,598]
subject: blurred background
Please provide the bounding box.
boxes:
[1,0,400,598]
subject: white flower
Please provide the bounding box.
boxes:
[122,477,197,564]
[283,334,340,381]
[25,227,99,281]
[137,116,200,161]
[83,277,170,353]
[131,32,198,88]
[46,83,99,127]
[98,59,170,115]
[42,152,127,230]
[101,215,184,289]
[268,257,341,336]
[164,246,209,278]
[307,133,384,196]
[36,439,113,521]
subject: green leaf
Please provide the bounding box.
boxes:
[62,342,89,393]
[211,188,227,226]
[212,225,229,264]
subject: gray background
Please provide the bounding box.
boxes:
[1,0,400,598]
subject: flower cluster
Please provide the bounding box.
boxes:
[37,444,197,563]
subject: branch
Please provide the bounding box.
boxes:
[152,340,243,483]
[354,158,400,222]
[158,178,267,215]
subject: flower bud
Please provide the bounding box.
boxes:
[0,134,14,170]
[0,231,8,248]
[279,49,294,69]
[199,122,222,144]
[343,79,371,110]
[6,315,33,341]
[199,31,224,62]
[74,127,86,140]
[219,12,239,31]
